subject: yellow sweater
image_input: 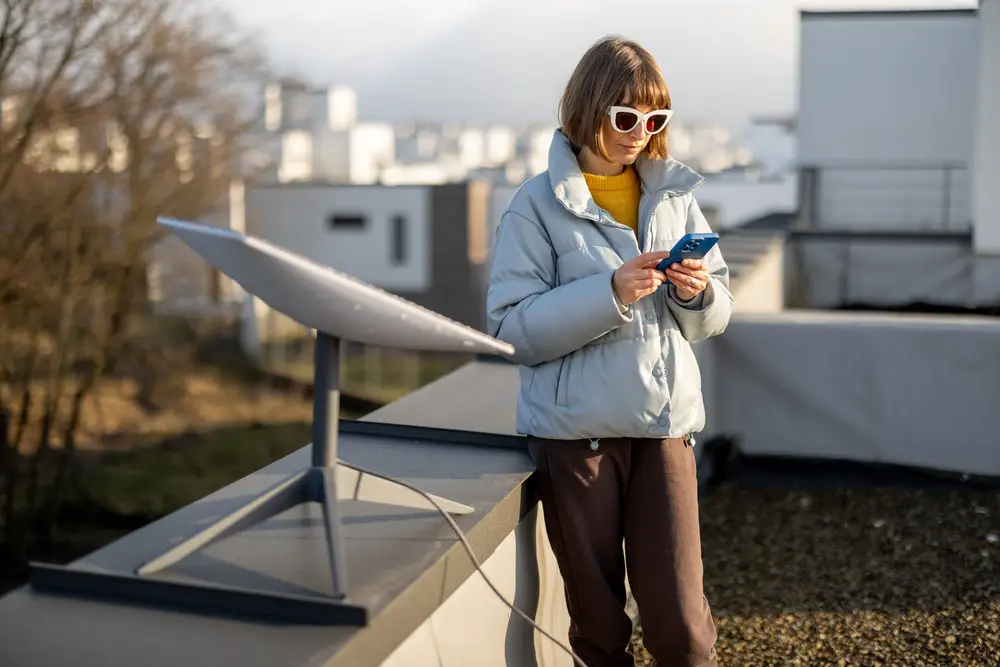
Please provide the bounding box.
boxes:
[584,166,641,233]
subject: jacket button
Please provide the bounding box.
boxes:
[645,311,656,322]
[657,417,667,427]
[652,368,662,378]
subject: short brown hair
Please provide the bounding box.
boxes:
[559,36,671,161]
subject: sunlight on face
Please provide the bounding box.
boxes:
[601,100,655,167]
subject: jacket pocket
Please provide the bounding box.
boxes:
[676,333,702,394]
[555,353,573,406]
[667,329,704,425]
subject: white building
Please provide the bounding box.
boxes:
[275,121,394,185]
[378,162,453,186]
[677,116,800,230]
[517,126,557,178]
[696,170,799,230]
[744,116,797,180]
[242,184,434,294]
[668,122,748,175]
[456,128,485,170]
[231,181,493,355]
[394,123,443,164]
[245,81,396,185]
[392,123,551,186]
[483,126,517,167]
[264,82,357,132]
[394,124,519,183]
[791,3,1000,309]
[797,8,979,231]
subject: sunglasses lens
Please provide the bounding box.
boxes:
[613,111,638,132]
[646,114,668,134]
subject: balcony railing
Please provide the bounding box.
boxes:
[797,162,970,232]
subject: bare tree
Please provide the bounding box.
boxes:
[0,0,266,559]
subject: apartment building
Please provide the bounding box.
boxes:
[791,4,1000,308]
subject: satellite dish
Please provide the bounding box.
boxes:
[157,217,513,355]
[130,219,514,608]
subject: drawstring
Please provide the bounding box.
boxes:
[588,438,600,451]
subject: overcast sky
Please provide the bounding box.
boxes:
[210,0,977,129]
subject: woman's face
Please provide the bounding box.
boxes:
[600,101,655,167]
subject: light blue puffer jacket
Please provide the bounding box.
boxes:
[486,129,733,440]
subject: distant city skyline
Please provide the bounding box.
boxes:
[211,0,977,129]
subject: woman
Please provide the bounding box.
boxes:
[487,36,731,666]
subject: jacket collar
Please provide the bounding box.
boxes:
[547,128,705,221]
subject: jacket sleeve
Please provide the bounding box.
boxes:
[664,195,734,343]
[487,210,632,367]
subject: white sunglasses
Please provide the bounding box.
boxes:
[608,105,673,135]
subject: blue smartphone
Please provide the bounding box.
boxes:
[655,232,720,273]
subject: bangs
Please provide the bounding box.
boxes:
[620,61,670,110]
[559,36,673,160]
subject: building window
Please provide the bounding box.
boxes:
[390,214,406,265]
[327,214,366,230]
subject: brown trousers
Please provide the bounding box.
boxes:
[531,436,718,667]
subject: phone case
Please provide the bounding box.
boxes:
[655,233,719,273]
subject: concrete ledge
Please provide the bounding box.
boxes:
[0,423,537,667]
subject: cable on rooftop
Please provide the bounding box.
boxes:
[346,462,588,667]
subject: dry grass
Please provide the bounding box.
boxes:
[2,371,317,454]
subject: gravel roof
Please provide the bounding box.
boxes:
[633,457,1000,666]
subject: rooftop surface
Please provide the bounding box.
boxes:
[677,456,1000,666]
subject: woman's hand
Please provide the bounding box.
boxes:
[612,251,672,306]
[664,259,710,302]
